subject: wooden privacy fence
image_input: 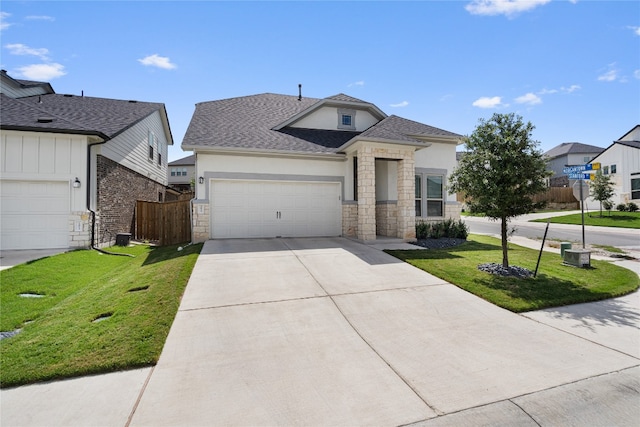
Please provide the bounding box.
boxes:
[135,200,191,246]
[457,187,579,208]
[532,187,579,205]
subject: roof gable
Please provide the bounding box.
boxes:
[1,93,169,141]
[617,125,640,142]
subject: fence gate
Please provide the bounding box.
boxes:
[135,200,191,246]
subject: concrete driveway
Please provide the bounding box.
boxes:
[2,237,639,426]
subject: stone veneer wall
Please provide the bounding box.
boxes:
[342,202,358,237]
[191,202,210,243]
[356,145,416,241]
[68,211,91,248]
[96,155,165,245]
[375,202,397,237]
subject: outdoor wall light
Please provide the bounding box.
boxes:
[73,177,81,188]
[198,176,204,184]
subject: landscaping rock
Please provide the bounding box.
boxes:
[413,238,467,250]
[478,263,533,279]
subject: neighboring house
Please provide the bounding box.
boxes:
[587,125,640,206]
[0,70,173,250]
[544,142,604,187]
[182,92,462,242]
[168,154,195,191]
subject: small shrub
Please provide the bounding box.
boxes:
[415,219,469,240]
[617,203,628,212]
[628,202,639,212]
[602,200,613,212]
[431,221,445,239]
[416,221,430,240]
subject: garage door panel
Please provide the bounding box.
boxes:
[1,180,70,250]
[210,180,341,239]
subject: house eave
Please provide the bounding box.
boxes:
[184,145,347,161]
[338,136,432,153]
[0,125,108,141]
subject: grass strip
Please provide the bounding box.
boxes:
[0,243,202,388]
[531,211,640,229]
[386,235,638,313]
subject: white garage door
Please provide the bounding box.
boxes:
[1,180,70,250]
[210,180,341,238]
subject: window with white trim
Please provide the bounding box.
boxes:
[337,108,356,130]
[148,130,155,160]
[611,164,617,174]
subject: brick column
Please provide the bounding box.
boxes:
[397,157,416,240]
[357,146,376,241]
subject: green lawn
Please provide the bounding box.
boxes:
[532,211,640,228]
[0,243,202,388]
[386,235,638,313]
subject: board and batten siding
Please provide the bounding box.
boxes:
[0,130,87,211]
[588,144,640,204]
[98,110,169,186]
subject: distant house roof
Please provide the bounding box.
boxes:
[544,142,604,159]
[168,154,195,166]
[182,93,461,155]
[0,92,171,142]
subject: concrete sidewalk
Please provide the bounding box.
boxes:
[2,237,639,426]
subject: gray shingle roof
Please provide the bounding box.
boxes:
[182,93,461,154]
[1,93,166,139]
[358,115,461,144]
[168,154,195,166]
[544,142,604,159]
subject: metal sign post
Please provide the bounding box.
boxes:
[572,180,589,249]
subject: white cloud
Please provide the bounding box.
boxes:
[390,101,409,107]
[598,63,619,82]
[16,63,66,80]
[634,70,640,80]
[465,0,551,17]
[5,43,50,60]
[138,54,177,70]
[515,92,542,105]
[1,12,12,31]
[628,26,640,36]
[348,81,365,87]
[26,15,55,22]
[472,96,505,108]
[560,84,581,93]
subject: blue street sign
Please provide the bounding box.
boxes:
[568,173,591,180]
[562,163,601,174]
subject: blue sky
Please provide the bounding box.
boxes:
[1,1,638,162]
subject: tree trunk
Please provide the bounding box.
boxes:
[501,216,509,268]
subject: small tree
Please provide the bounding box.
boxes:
[449,113,550,268]
[589,170,615,217]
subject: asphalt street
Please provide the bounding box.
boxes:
[463,211,640,251]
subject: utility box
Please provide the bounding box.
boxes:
[116,233,132,246]
[563,249,591,268]
[560,242,572,257]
